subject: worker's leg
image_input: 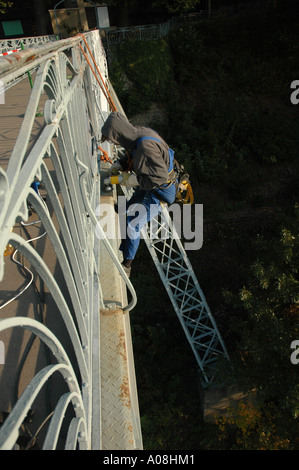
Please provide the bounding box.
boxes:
[119,190,161,262]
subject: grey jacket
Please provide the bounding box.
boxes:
[101,112,170,191]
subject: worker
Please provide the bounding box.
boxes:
[101,112,177,276]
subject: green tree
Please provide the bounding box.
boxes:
[105,0,201,26]
[236,226,299,400]
[109,3,299,449]
[0,1,13,14]
[33,0,50,35]
[105,0,139,26]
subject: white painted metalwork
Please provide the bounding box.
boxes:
[0,31,137,450]
[142,208,229,385]
[0,35,59,53]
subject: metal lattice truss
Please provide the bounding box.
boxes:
[119,178,229,385]
[141,206,229,385]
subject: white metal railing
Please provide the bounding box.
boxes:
[0,31,136,450]
[0,35,59,54]
[105,23,170,47]
[102,14,205,51]
[0,35,62,92]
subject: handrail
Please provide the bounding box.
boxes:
[75,153,137,313]
[0,35,58,53]
[0,36,81,79]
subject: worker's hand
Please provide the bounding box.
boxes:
[120,172,139,187]
[108,160,122,175]
[104,172,139,187]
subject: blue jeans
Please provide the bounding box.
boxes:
[119,184,176,260]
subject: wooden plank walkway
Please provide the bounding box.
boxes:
[0,76,46,170]
[0,77,77,448]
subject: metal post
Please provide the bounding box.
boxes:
[54,0,66,36]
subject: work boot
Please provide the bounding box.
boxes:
[121,259,133,278]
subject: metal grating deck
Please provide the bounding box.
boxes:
[99,162,142,450]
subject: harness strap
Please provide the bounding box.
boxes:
[134,136,193,204]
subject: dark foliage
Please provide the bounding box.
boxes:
[110,1,299,449]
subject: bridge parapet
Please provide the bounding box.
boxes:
[0,31,140,450]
